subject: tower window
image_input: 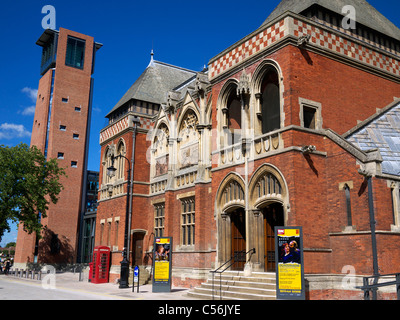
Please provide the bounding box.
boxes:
[303,106,317,129]
[59,125,66,131]
[71,161,78,168]
[57,152,64,159]
[73,133,79,140]
[299,98,322,130]
[65,36,85,69]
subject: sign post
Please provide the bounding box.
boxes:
[133,265,140,293]
[275,227,305,300]
[152,237,172,293]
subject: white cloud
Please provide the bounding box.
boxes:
[21,87,38,103]
[0,123,31,140]
[21,106,36,116]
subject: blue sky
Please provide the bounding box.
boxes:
[0,0,399,246]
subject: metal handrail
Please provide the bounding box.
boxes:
[356,273,400,300]
[210,248,256,300]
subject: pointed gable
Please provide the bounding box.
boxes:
[106,60,197,117]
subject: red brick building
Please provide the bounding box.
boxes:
[14,28,102,267]
[97,0,400,299]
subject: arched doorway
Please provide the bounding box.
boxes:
[131,230,146,266]
[231,208,246,271]
[248,164,289,272]
[262,203,284,272]
[215,174,246,270]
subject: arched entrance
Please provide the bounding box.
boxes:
[231,208,246,271]
[248,164,289,272]
[262,203,284,272]
[131,230,146,266]
[215,174,246,270]
[216,165,289,273]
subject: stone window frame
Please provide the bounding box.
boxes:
[339,181,356,232]
[252,59,285,137]
[154,203,165,238]
[180,197,196,246]
[299,98,323,130]
[216,79,241,150]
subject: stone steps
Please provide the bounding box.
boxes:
[128,266,151,286]
[187,271,276,300]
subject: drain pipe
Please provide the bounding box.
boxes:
[366,175,379,277]
[359,168,379,300]
[127,116,140,274]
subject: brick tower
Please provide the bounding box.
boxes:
[14,28,102,268]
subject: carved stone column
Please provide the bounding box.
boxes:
[237,70,251,139]
[250,209,263,271]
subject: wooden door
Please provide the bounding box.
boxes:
[132,233,144,266]
[231,209,246,271]
[264,203,284,272]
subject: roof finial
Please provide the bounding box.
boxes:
[148,48,155,67]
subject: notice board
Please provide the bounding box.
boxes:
[152,237,172,293]
[275,227,305,300]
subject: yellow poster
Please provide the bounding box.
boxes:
[276,227,304,299]
[278,263,302,290]
[154,261,170,281]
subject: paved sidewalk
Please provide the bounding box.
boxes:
[0,272,198,300]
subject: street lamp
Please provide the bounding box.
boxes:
[107,154,131,289]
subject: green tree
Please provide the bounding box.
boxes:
[0,143,66,241]
[5,242,16,248]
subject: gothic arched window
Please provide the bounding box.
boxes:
[260,69,280,134]
[224,88,242,146]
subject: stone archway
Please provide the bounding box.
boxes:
[215,174,246,268]
[248,164,289,272]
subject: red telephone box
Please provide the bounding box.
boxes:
[90,246,111,284]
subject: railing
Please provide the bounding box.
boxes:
[8,268,43,281]
[356,273,400,300]
[210,248,256,300]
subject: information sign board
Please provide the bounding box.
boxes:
[275,227,305,300]
[152,237,172,293]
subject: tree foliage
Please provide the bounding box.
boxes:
[0,143,66,240]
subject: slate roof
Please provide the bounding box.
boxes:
[345,100,400,176]
[106,58,197,117]
[262,0,400,41]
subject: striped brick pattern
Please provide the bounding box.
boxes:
[210,20,288,79]
[100,116,155,144]
[293,18,400,77]
[100,117,129,144]
[209,15,400,80]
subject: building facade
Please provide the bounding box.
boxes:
[14,28,102,268]
[97,0,400,299]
